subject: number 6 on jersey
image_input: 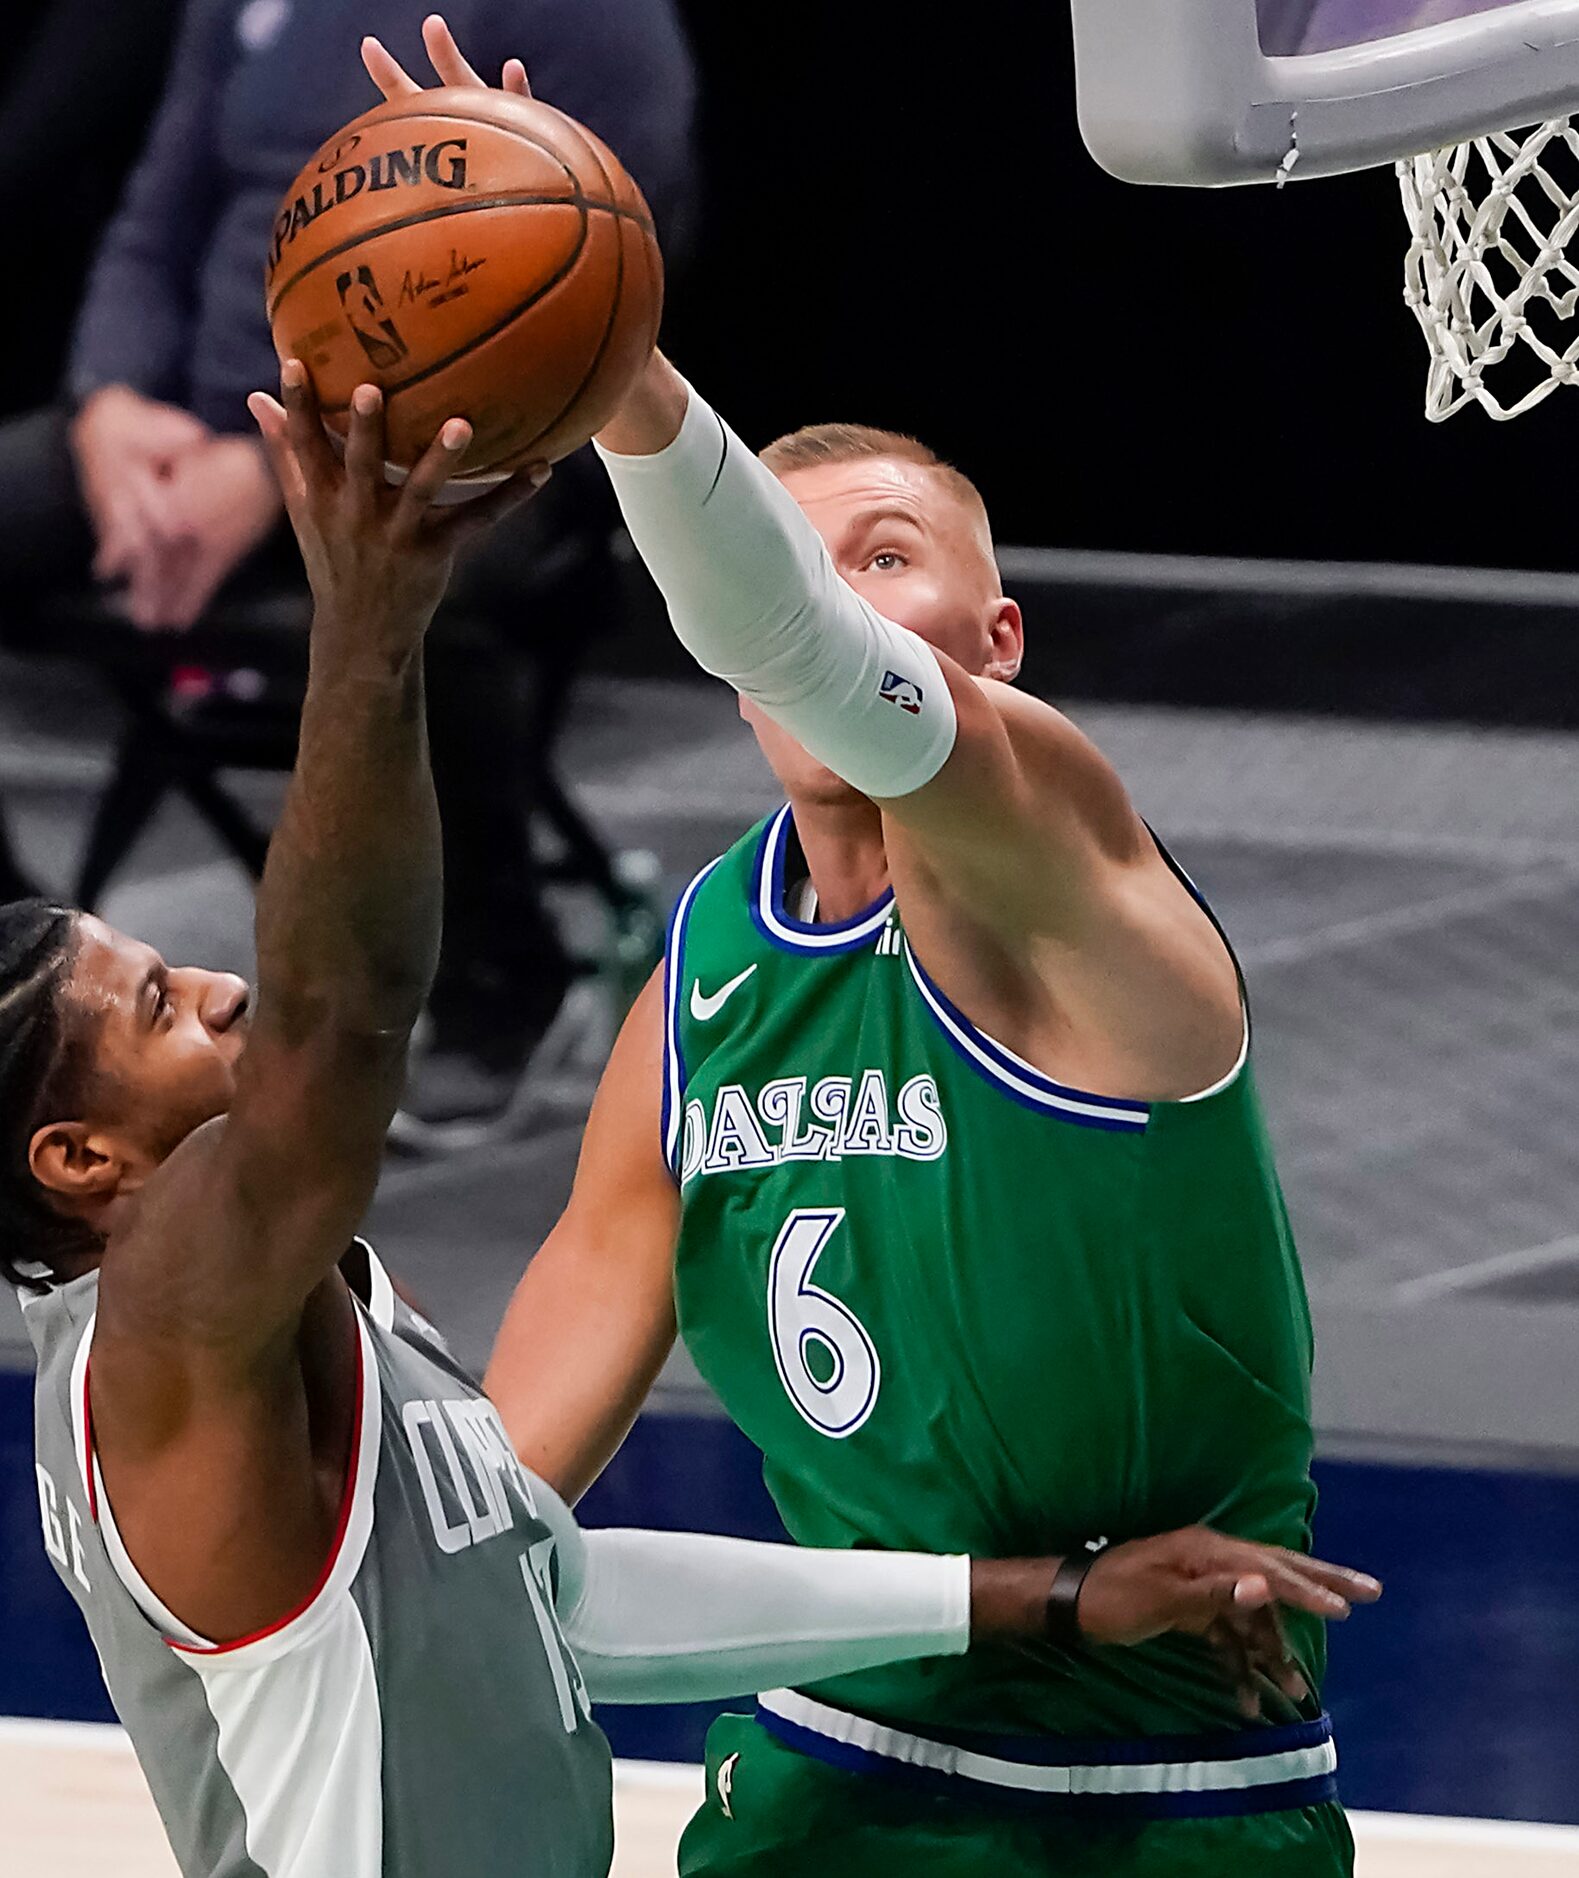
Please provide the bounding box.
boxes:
[768,1207,881,1438]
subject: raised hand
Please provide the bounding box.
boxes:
[247,359,547,649]
[362,13,529,103]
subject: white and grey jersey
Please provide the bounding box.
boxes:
[23,1247,614,1878]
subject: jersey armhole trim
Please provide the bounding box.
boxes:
[1176,1014,1250,1104]
[75,1305,382,1667]
[901,941,1153,1133]
[663,856,720,1179]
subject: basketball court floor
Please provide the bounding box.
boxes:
[3,1721,1576,1877]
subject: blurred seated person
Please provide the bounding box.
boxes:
[0,1,697,1120]
[0,0,179,421]
[0,0,180,903]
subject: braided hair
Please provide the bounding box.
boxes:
[0,900,99,1287]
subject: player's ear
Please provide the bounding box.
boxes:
[28,1122,127,1205]
[984,596,1024,684]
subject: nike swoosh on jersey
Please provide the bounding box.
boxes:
[690,965,758,1022]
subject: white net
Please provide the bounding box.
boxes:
[1400,120,1579,420]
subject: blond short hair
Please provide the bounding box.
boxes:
[759,423,992,540]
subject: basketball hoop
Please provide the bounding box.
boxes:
[1400,120,1579,420]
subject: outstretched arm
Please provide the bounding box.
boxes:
[363,22,1127,942]
[84,368,545,1642]
[537,1480,1378,1715]
[593,360,1153,931]
[363,24,1241,1103]
[100,376,543,1344]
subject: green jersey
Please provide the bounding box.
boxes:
[666,805,1324,1746]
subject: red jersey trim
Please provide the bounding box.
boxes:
[80,1314,370,1658]
[170,1325,367,1657]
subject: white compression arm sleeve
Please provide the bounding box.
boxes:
[594,383,958,800]
[537,1479,969,1705]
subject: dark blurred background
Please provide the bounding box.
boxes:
[668,0,1570,569]
[11,1,1567,566]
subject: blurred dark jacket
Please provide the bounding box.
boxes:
[68,0,697,432]
[0,0,179,412]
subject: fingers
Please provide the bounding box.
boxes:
[1230,1572,1271,1611]
[1200,1536,1380,1615]
[362,35,421,99]
[1249,1557,1356,1621]
[1207,1595,1311,1717]
[390,418,474,539]
[364,21,530,107]
[342,384,388,516]
[422,14,488,87]
[279,359,340,490]
[94,467,190,593]
[92,485,155,584]
[1232,1602,1310,1704]
[1151,1569,1255,1640]
[248,390,307,510]
[1279,1551,1383,1603]
[247,390,286,444]
[1204,1615,1266,1720]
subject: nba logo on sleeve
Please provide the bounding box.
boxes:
[879,671,923,715]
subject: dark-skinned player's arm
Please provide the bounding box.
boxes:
[90,373,546,1436]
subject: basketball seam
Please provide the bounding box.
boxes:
[270,110,655,310]
[509,127,631,463]
[308,202,598,414]
[378,105,655,228]
[266,190,649,318]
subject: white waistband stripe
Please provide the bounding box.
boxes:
[756,1690,1337,1797]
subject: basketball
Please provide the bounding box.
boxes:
[264,88,663,481]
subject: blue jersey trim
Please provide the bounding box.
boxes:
[749,806,895,956]
[754,1703,1338,1822]
[869,1711,1334,1769]
[901,941,1151,1134]
[662,859,720,1179]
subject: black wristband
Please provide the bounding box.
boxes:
[1044,1546,1105,1647]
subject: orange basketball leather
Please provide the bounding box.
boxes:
[266,88,663,474]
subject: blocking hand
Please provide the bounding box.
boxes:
[363,13,530,105]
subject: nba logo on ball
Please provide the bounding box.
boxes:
[879,671,923,715]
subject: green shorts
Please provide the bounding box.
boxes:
[678,1713,1355,1878]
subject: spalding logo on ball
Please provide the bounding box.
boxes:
[265,88,664,485]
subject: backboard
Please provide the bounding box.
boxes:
[1072,0,1579,184]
